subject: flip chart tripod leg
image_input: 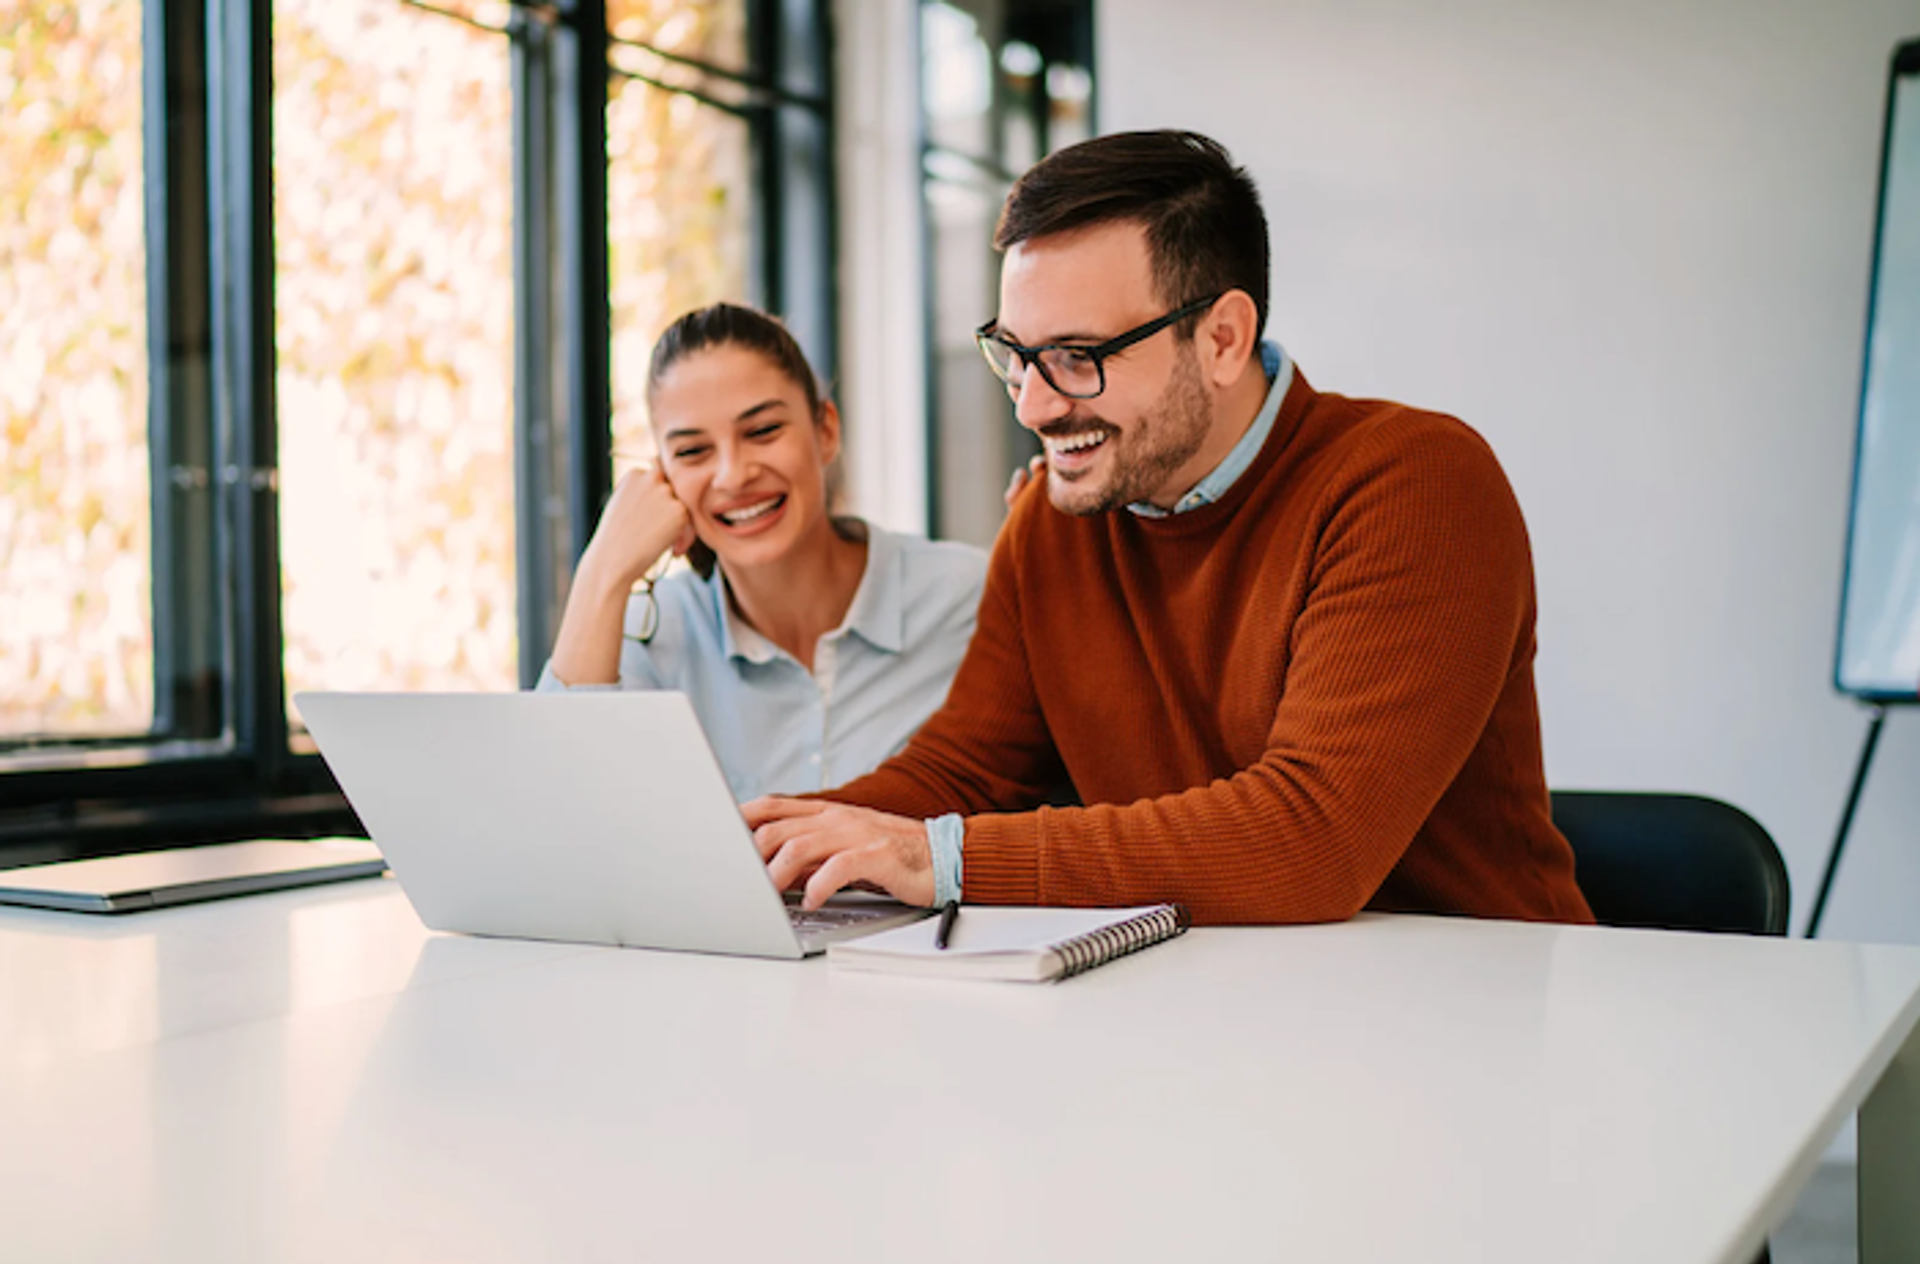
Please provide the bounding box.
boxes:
[1860,1015,1920,1264]
[1805,705,1887,939]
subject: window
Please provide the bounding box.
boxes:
[273,0,519,722]
[918,0,1092,546]
[0,0,831,864]
[606,0,749,465]
[2,1,155,744]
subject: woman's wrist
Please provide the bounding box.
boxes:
[550,561,643,686]
[573,544,654,603]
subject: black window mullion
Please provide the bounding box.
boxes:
[776,0,834,381]
[512,0,616,688]
[745,0,834,377]
[511,9,559,688]
[205,0,287,774]
[144,0,181,741]
[554,0,614,595]
[744,1,775,316]
[146,0,224,749]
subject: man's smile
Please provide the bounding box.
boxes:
[1042,426,1111,475]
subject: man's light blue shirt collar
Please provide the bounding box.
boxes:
[716,523,904,665]
[1128,339,1292,518]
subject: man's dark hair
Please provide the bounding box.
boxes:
[994,130,1269,338]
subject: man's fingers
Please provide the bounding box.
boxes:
[802,850,871,910]
[754,816,814,863]
[750,805,847,862]
[765,832,825,892]
[756,802,856,860]
[741,795,832,831]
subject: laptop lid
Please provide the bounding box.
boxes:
[296,691,815,960]
[0,839,388,914]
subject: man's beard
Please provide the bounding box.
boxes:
[1043,344,1212,517]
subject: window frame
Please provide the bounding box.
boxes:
[915,0,1094,544]
[0,0,836,867]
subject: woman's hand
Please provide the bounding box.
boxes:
[576,466,697,594]
[1004,453,1045,511]
[547,466,696,685]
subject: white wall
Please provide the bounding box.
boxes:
[1101,0,1920,943]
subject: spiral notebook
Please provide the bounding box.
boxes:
[827,904,1190,983]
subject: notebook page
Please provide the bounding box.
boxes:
[844,905,1169,957]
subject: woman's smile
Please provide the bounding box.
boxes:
[713,493,789,533]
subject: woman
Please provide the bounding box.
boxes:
[538,303,987,801]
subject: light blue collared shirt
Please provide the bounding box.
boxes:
[928,340,1293,904]
[537,523,987,804]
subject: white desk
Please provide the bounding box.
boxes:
[2,878,1917,1264]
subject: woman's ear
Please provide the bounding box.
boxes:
[815,399,843,466]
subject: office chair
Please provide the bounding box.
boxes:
[1550,790,1791,1264]
[1550,791,1790,937]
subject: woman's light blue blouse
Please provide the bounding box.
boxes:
[535,523,987,802]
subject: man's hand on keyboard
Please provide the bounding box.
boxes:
[744,797,935,910]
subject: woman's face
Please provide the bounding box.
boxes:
[650,343,840,574]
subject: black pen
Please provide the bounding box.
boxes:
[934,900,960,950]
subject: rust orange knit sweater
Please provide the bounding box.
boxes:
[826,368,1593,926]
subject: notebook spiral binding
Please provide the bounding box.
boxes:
[1051,905,1193,979]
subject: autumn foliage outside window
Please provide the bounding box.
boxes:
[0,1,152,739]
[272,0,520,719]
[3,0,749,745]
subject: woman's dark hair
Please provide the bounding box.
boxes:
[994,130,1269,338]
[645,303,834,580]
[647,302,824,420]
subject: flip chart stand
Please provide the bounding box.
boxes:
[1805,703,1894,938]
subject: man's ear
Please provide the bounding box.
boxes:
[1199,290,1260,388]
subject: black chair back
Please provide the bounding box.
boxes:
[1550,791,1791,936]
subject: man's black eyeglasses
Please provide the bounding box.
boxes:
[974,294,1222,401]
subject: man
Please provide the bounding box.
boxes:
[746,130,1593,926]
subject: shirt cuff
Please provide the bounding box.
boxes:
[534,661,620,692]
[926,813,965,907]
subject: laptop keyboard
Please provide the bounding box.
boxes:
[787,903,905,935]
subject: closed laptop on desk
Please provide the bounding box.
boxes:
[0,839,387,913]
[296,691,928,959]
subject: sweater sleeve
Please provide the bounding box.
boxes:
[960,421,1537,923]
[819,497,1069,818]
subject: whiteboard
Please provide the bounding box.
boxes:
[1836,42,1920,700]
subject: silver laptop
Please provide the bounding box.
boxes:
[0,839,388,913]
[295,691,932,959]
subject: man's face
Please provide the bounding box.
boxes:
[995,222,1215,516]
